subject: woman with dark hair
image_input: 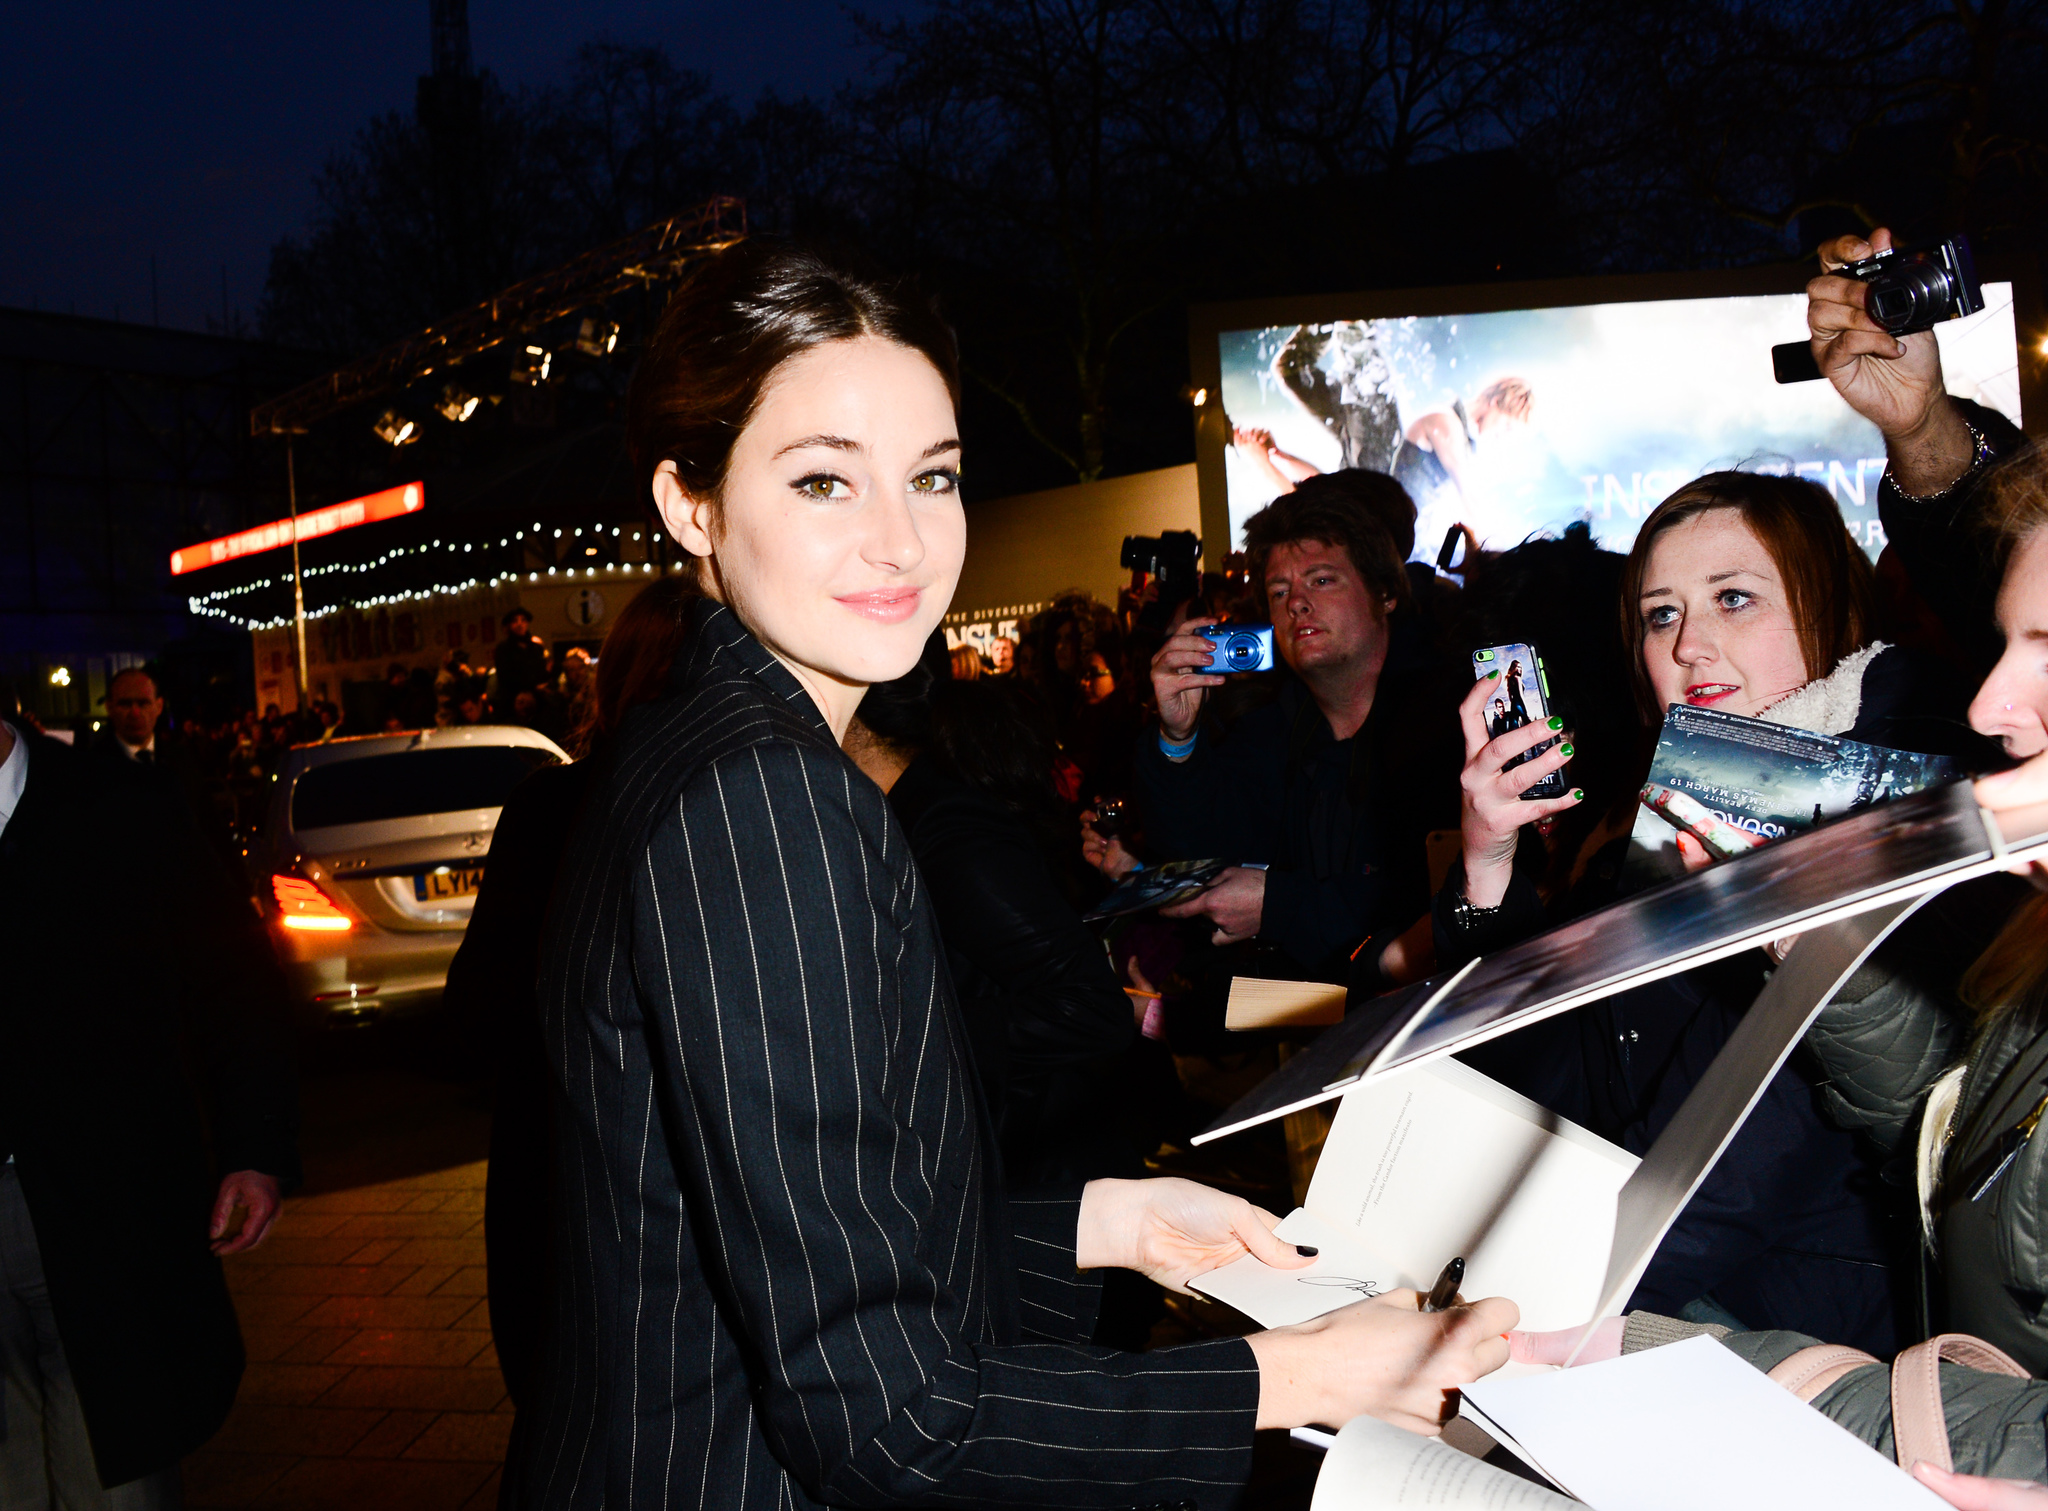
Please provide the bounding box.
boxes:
[1443,474,1976,1354]
[1508,458,2048,1505]
[504,240,1514,1511]
[445,575,699,1410]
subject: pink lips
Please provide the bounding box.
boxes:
[836,588,923,624]
[1685,682,1739,707]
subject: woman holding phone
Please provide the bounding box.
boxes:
[503,242,1514,1511]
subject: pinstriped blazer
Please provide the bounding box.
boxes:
[505,599,1260,1510]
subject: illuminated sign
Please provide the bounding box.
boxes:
[170,481,424,576]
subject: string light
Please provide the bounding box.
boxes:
[183,529,643,630]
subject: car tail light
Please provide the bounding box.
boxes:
[272,874,352,931]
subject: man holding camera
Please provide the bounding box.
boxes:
[1113,476,1458,985]
[1806,225,2026,672]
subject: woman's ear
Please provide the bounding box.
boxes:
[653,462,715,559]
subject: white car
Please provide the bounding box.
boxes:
[246,724,568,1027]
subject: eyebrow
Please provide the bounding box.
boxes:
[1270,560,1345,582]
[1641,566,1765,599]
[772,434,962,462]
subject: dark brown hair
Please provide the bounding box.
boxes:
[626,240,960,509]
[1983,442,2048,580]
[1619,471,1876,721]
[571,576,700,756]
[1286,468,1421,561]
[1241,485,1409,615]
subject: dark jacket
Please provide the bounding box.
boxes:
[0,731,299,1485]
[1436,644,1987,1351]
[89,729,237,862]
[442,758,589,1412]
[1132,637,1460,976]
[505,600,1260,1511]
[886,753,1135,1186]
[1877,396,2028,676]
[1804,876,2048,1374]
[494,632,550,698]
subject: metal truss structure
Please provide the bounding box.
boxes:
[249,195,747,437]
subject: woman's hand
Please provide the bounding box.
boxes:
[1914,1464,2048,1508]
[1249,1292,1519,1433]
[1079,809,1140,880]
[1506,1316,1625,1367]
[1456,674,1581,907]
[1806,227,1974,496]
[1075,1177,1307,1294]
[1976,750,2048,889]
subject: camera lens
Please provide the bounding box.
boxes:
[1866,262,1954,334]
[1224,633,1258,669]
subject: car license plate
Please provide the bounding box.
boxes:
[413,864,483,902]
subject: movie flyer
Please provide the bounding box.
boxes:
[1625,704,1957,884]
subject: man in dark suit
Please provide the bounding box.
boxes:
[493,608,549,703]
[0,714,300,1505]
[92,666,234,861]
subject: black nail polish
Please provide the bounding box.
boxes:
[1296,1245,1320,1257]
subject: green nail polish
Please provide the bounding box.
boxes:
[1572,788,1585,801]
[1559,742,1574,757]
[1547,715,1563,730]
[1487,670,1500,679]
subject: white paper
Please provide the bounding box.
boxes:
[1191,1059,1637,1333]
[1192,1209,1416,1327]
[1310,1414,1580,1509]
[1460,1337,1946,1511]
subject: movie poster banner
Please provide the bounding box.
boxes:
[1213,287,2021,560]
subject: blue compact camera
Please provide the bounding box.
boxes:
[1194,623,1276,674]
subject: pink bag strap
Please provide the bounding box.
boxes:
[1767,1344,1881,1402]
[1889,1332,2031,1473]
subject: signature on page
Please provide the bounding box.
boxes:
[1297,1275,1384,1298]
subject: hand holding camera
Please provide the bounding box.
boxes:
[1805,225,1978,496]
[1150,618,1277,748]
[1150,616,1229,745]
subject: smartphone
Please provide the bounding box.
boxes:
[1436,524,1464,573]
[1472,642,1568,800]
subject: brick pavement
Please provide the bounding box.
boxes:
[184,1159,509,1511]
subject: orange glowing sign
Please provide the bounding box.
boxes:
[170,481,424,576]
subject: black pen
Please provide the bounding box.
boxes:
[1422,1257,1465,1313]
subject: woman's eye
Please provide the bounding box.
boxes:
[795,474,853,500]
[910,468,960,495]
[1717,589,1754,611]
[1644,605,1679,630]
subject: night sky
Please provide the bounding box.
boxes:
[0,1,912,335]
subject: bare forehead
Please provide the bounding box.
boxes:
[747,337,956,436]
[1643,509,1781,590]
[1996,528,2048,629]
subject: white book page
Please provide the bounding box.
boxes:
[1309,1415,1580,1510]
[1304,1061,1637,1332]
[1461,1337,1946,1511]
[1189,1209,1415,1328]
